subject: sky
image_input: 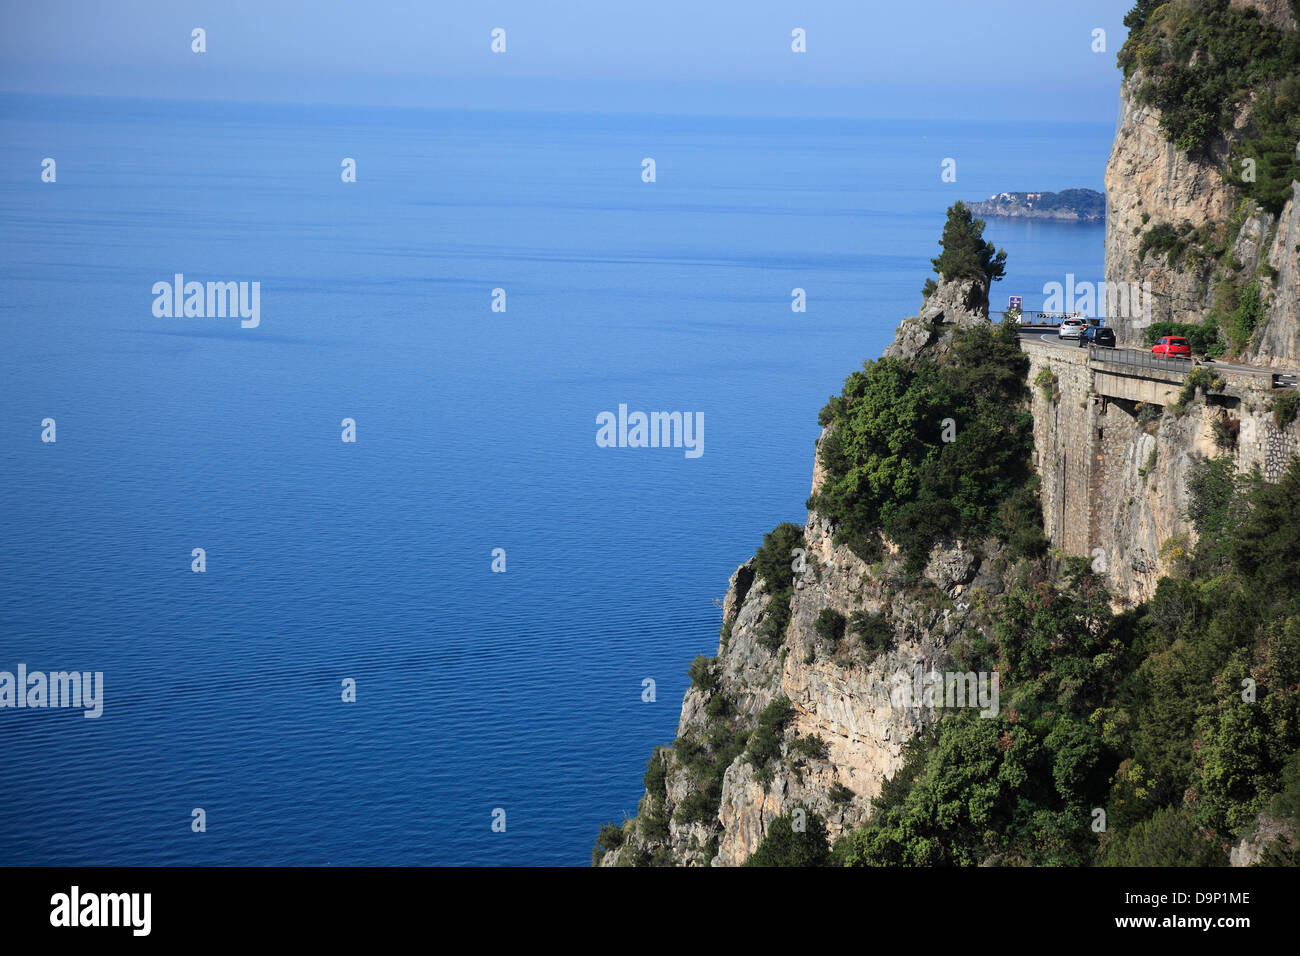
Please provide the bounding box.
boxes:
[1,0,1138,119]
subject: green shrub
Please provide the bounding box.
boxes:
[811,321,1035,570]
[705,693,729,720]
[1272,391,1300,428]
[593,822,625,856]
[643,750,667,796]
[688,655,719,693]
[998,483,1049,559]
[814,608,847,646]
[672,724,749,827]
[1034,367,1060,404]
[1175,367,1218,409]
[1137,222,1187,265]
[745,810,832,867]
[752,523,803,651]
[648,845,676,867]
[849,611,893,654]
[746,695,795,771]
[1225,75,1300,215]
[1257,750,1300,865]
[1259,832,1300,866]
[640,751,672,841]
[930,201,1007,285]
[1229,280,1265,351]
[791,734,829,761]
[1102,807,1228,866]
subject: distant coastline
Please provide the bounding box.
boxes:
[966,188,1104,222]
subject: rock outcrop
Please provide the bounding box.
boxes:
[1230,812,1296,866]
[1070,1,1300,598]
[1249,176,1300,368]
[597,468,1019,866]
[598,284,1025,867]
[884,276,990,361]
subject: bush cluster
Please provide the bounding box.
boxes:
[1119,0,1300,213]
[810,320,1039,570]
[845,459,1300,866]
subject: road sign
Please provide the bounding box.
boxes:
[1009,296,1022,310]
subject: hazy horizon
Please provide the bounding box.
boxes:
[2,0,1137,121]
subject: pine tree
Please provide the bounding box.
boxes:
[931,201,1007,284]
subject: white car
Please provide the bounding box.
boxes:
[1058,318,1085,339]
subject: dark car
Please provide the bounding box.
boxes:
[1078,326,1116,348]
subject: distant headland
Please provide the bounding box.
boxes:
[966,188,1104,222]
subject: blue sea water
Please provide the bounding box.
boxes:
[0,94,1108,865]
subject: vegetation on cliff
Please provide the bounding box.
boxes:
[596,191,1300,867]
[752,522,804,650]
[599,353,1300,866]
[841,458,1300,866]
[1119,0,1300,213]
[922,201,1008,298]
[809,318,1043,571]
[746,810,833,866]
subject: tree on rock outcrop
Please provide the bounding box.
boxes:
[931,201,1007,285]
[935,201,1003,283]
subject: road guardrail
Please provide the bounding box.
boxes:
[1089,345,1194,374]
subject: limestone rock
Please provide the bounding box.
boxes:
[883,277,991,362]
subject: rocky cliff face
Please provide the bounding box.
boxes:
[599,5,1300,862]
[1025,335,1300,606]
[884,276,990,360]
[597,285,1040,867]
[1076,0,1300,598]
[597,470,1022,866]
[1249,177,1300,368]
[1103,73,1234,342]
[1104,1,1298,360]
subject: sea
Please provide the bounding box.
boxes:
[0,94,1108,865]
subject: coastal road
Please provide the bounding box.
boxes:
[1015,326,1265,374]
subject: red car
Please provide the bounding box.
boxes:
[1151,335,1191,357]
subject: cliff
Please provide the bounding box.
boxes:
[597,283,1048,867]
[1104,0,1299,358]
[1051,0,1300,602]
[595,0,1300,868]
